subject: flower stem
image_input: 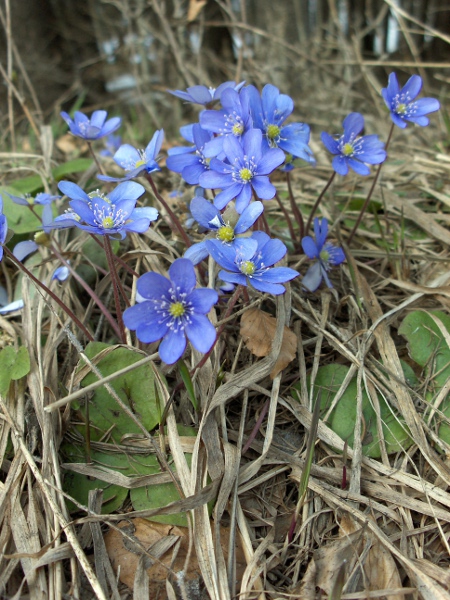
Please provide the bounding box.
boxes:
[286,171,304,239]
[49,244,123,339]
[87,141,106,176]
[347,123,395,245]
[145,175,192,247]
[3,246,94,341]
[103,235,127,343]
[274,192,299,251]
[305,170,336,235]
[191,284,243,375]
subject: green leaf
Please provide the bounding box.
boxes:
[0,346,30,395]
[130,427,197,526]
[398,310,450,390]
[61,443,130,513]
[76,342,159,443]
[399,310,450,445]
[178,360,198,411]
[53,158,93,179]
[294,364,411,458]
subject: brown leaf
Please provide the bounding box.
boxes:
[187,0,208,22]
[365,539,403,600]
[240,308,297,378]
[105,518,246,596]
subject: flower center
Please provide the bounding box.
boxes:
[342,143,354,156]
[240,261,256,276]
[396,102,407,115]
[232,123,244,136]
[239,167,253,182]
[267,124,280,140]
[102,216,115,229]
[217,225,234,243]
[88,190,110,203]
[169,301,185,318]
[319,249,330,263]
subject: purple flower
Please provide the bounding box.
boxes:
[206,231,298,295]
[200,87,253,156]
[61,110,121,140]
[168,81,245,106]
[247,84,315,164]
[166,124,212,185]
[52,181,157,239]
[123,258,218,364]
[321,113,387,176]
[0,197,7,262]
[381,72,440,129]
[199,128,285,213]
[184,196,263,264]
[301,218,345,292]
[98,130,164,182]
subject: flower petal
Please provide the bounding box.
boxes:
[168,258,197,294]
[185,314,217,352]
[159,328,187,364]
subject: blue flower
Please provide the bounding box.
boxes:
[166,124,213,185]
[61,110,121,140]
[301,218,345,292]
[7,192,60,206]
[123,258,218,364]
[98,130,164,182]
[52,181,157,239]
[168,81,245,106]
[206,231,299,295]
[0,196,7,262]
[199,128,285,213]
[321,113,387,176]
[100,134,122,157]
[184,196,264,264]
[247,84,315,164]
[381,72,440,129]
[200,87,253,156]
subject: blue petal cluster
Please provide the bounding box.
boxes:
[61,110,121,140]
[98,130,164,182]
[247,84,315,164]
[382,73,440,129]
[166,124,212,185]
[184,196,263,264]
[123,258,218,364]
[52,181,157,239]
[301,218,345,292]
[321,113,387,176]
[206,231,298,295]
[168,81,245,106]
[200,129,285,212]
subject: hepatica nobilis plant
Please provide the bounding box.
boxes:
[0,74,439,369]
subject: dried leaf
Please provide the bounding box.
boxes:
[105,518,246,595]
[187,0,208,22]
[365,539,403,600]
[240,308,297,378]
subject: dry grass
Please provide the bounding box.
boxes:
[1,1,450,599]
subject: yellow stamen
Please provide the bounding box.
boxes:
[240,168,252,182]
[169,302,185,317]
[240,261,255,276]
[217,225,234,242]
[342,143,354,156]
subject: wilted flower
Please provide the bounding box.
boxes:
[184,196,263,264]
[321,113,387,176]
[301,218,345,292]
[381,72,440,129]
[98,129,164,182]
[206,231,298,295]
[61,110,121,140]
[200,128,285,213]
[123,258,218,364]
